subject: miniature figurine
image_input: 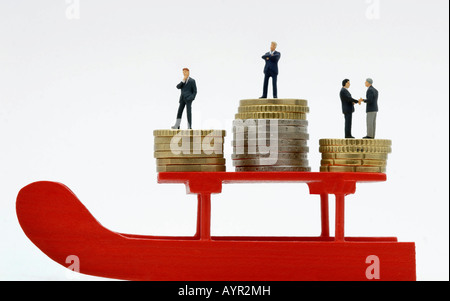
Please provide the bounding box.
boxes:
[340,79,359,139]
[358,78,378,139]
[260,42,281,99]
[171,68,197,129]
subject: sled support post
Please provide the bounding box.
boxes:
[197,193,212,241]
[335,194,345,242]
[320,193,330,238]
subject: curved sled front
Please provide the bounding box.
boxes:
[16,176,416,281]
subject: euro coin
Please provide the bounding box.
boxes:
[153,129,226,137]
[238,105,309,114]
[235,112,307,120]
[236,166,311,172]
[319,138,392,147]
[157,165,226,172]
[233,119,308,127]
[156,158,226,165]
[232,158,309,167]
[239,99,308,107]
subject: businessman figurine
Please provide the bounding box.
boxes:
[260,42,281,99]
[171,68,197,130]
[340,79,359,139]
[358,78,379,139]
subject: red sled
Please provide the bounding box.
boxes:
[16,172,416,281]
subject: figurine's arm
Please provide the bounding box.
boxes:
[268,52,281,63]
[343,89,359,104]
[176,82,185,89]
[262,53,270,60]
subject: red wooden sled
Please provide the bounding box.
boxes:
[16,172,416,281]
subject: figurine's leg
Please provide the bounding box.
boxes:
[186,101,192,129]
[261,74,270,98]
[173,102,186,128]
[196,193,212,241]
[272,74,278,98]
[335,194,345,242]
[320,193,330,238]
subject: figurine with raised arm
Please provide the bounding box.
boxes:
[340,79,359,139]
[171,68,197,129]
[260,41,281,99]
[358,78,379,139]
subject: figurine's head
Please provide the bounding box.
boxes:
[270,41,277,52]
[183,68,190,77]
[365,78,373,87]
[342,79,350,88]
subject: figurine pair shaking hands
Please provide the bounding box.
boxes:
[340,78,379,139]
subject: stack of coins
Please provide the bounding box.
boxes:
[319,139,392,173]
[154,129,226,172]
[232,99,311,172]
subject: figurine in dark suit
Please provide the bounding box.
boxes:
[260,42,281,99]
[171,68,197,129]
[340,79,359,138]
[358,78,379,139]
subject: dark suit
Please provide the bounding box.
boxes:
[340,87,359,138]
[175,78,197,129]
[364,85,378,113]
[363,85,379,138]
[261,51,281,98]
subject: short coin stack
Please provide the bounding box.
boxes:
[154,129,226,172]
[319,139,392,173]
[232,99,311,172]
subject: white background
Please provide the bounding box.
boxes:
[0,0,448,280]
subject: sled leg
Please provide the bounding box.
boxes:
[335,194,345,242]
[196,193,212,241]
[320,193,330,238]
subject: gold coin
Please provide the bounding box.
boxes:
[154,136,224,144]
[355,166,386,173]
[362,153,388,160]
[157,158,226,165]
[334,153,364,159]
[321,153,336,159]
[154,143,223,152]
[362,159,387,167]
[320,166,329,172]
[154,152,224,158]
[238,105,309,114]
[240,99,308,107]
[328,166,356,172]
[321,159,363,166]
[153,129,226,137]
[319,138,392,147]
[235,112,307,120]
[319,145,392,154]
[157,165,226,172]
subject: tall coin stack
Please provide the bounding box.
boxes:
[232,99,311,172]
[154,129,226,172]
[319,139,392,173]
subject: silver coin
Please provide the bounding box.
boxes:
[232,139,308,147]
[232,158,309,167]
[232,152,309,160]
[233,132,309,140]
[233,145,310,154]
[233,126,308,134]
[233,119,308,127]
[236,166,311,172]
